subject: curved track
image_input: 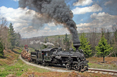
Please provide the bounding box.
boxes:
[19,55,117,76]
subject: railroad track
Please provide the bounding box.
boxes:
[19,55,117,76]
[88,68,117,76]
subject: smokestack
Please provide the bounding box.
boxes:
[66,20,80,50]
[19,0,80,50]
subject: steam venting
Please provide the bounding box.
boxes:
[19,0,80,49]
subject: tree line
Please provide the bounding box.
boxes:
[0,18,21,58]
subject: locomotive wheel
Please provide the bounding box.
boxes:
[74,63,79,71]
[42,61,46,66]
[46,63,49,66]
[34,60,36,63]
[66,64,71,70]
[81,65,84,69]
[31,58,34,62]
[36,61,39,64]
[78,66,81,72]
[85,67,88,71]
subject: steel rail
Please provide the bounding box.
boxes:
[88,68,117,76]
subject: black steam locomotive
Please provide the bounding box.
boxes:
[30,47,88,71]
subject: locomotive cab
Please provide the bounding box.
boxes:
[41,48,58,62]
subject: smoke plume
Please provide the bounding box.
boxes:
[30,40,54,46]
[19,0,80,46]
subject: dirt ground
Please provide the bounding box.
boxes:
[0,50,18,66]
[21,71,112,77]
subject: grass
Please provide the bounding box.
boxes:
[13,47,23,53]
[88,62,117,70]
[0,59,50,77]
[87,57,117,70]
[0,48,50,77]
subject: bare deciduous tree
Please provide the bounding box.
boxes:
[89,28,99,56]
[0,17,10,50]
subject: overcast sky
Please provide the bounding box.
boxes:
[0,0,117,38]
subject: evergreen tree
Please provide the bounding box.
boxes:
[0,41,4,58]
[95,35,113,63]
[8,23,16,50]
[79,33,92,58]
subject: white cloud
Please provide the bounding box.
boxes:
[0,6,38,36]
[20,27,69,38]
[0,6,70,38]
[80,19,83,21]
[0,6,35,24]
[73,0,93,6]
[20,26,37,33]
[76,12,117,33]
[76,23,93,33]
[48,22,56,27]
[90,12,106,17]
[13,0,19,2]
[72,4,102,14]
[77,27,91,33]
[90,12,117,22]
[76,23,90,27]
[44,27,50,30]
[104,1,112,6]
[13,23,28,28]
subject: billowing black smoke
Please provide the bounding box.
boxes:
[19,0,80,48]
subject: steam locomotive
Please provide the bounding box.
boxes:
[30,47,88,71]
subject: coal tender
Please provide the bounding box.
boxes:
[31,47,88,71]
